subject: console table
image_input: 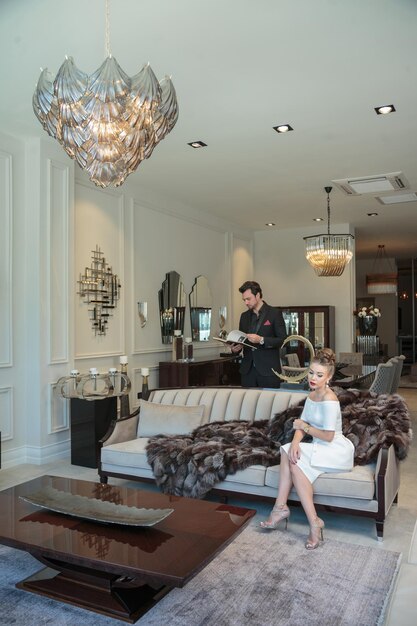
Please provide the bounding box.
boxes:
[158,355,240,388]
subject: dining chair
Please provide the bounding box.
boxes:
[369,361,395,395]
[387,355,406,394]
[281,353,308,382]
[339,352,363,366]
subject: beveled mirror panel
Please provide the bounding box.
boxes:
[189,275,212,342]
[158,271,186,343]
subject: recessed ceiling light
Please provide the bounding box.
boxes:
[367,212,379,217]
[313,217,323,222]
[273,124,294,133]
[374,104,396,115]
[265,222,276,226]
[188,141,207,148]
[376,193,417,205]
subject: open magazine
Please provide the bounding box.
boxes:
[212,330,257,349]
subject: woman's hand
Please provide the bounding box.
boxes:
[288,441,301,464]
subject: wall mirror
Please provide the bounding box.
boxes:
[189,275,212,341]
[218,306,227,338]
[158,271,186,343]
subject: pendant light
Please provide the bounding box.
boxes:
[303,187,354,277]
[366,245,398,294]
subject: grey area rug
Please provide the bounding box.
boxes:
[0,526,400,626]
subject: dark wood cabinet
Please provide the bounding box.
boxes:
[158,356,240,388]
[277,305,335,366]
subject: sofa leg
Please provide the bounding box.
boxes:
[99,474,108,484]
[376,520,384,541]
[220,495,229,504]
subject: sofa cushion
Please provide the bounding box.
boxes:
[222,464,267,487]
[137,400,205,437]
[101,437,151,470]
[265,462,376,500]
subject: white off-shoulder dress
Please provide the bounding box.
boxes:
[280,398,355,483]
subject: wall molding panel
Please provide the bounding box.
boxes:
[48,382,69,434]
[74,182,125,359]
[47,159,70,364]
[0,151,12,368]
[0,386,13,440]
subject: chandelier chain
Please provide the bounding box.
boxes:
[327,192,331,235]
[105,0,111,58]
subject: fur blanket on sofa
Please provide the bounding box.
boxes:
[146,388,411,498]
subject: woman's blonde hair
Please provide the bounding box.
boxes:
[312,348,336,376]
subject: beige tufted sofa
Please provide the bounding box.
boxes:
[98,386,401,539]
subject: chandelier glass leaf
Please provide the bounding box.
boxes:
[366,245,398,294]
[32,1,178,188]
[303,186,354,277]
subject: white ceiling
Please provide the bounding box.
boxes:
[1,0,417,259]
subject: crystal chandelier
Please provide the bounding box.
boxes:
[303,186,354,277]
[366,244,398,294]
[32,0,179,188]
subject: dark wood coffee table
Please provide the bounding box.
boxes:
[0,476,255,622]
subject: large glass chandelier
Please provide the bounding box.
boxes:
[304,186,354,277]
[366,244,398,294]
[32,0,179,188]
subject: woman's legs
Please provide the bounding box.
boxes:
[289,463,324,545]
[260,451,293,528]
[275,450,293,505]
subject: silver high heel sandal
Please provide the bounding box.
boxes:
[305,517,325,550]
[259,504,290,530]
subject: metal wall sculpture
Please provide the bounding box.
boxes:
[77,245,121,335]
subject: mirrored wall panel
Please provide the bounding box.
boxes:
[158,271,186,343]
[189,275,212,341]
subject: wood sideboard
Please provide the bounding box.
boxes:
[158,355,240,388]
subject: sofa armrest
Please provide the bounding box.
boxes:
[375,444,400,516]
[100,408,140,446]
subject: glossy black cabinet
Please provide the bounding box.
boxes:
[70,397,117,468]
[158,356,240,388]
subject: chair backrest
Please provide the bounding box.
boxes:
[286,353,301,367]
[387,355,406,394]
[339,352,363,366]
[369,361,395,395]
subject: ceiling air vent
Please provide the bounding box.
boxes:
[332,172,409,195]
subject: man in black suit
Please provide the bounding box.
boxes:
[231,281,287,388]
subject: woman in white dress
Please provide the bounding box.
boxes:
[260,348,354,549]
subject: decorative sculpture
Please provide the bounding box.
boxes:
[77,245,121,335]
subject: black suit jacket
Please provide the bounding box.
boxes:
[238,303,287,376]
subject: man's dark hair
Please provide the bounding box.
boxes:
[239,281,262,298]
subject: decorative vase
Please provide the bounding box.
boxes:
[358,315,378,336]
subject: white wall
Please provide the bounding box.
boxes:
[253,226,356,354]
[0,132,254,468]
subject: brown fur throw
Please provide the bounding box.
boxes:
[146,388,411,499]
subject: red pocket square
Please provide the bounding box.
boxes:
[263,320,272,326]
